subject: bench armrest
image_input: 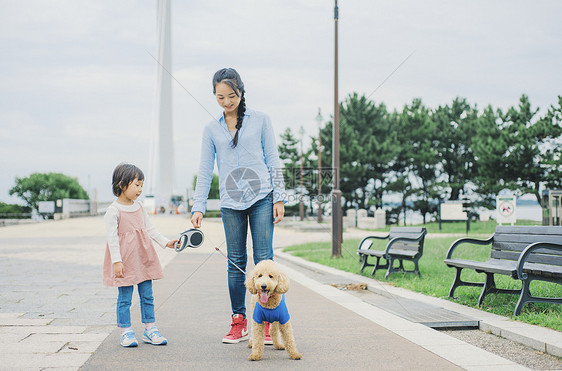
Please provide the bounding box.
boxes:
[445,235,494,259]
[385,230,427,255]
[357,234,390,253]
[365,234,390,241]
[516,242,562,280]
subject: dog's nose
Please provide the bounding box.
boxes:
[261,284,267,290]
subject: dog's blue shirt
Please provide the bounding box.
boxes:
[253,294,290,325]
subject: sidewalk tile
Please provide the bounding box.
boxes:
[0,312,24,319]
[0,341,66,353]
[21,333,108,343]
[0,318,53,326]
[40,353,92,368]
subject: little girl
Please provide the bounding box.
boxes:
[103,163,178,347]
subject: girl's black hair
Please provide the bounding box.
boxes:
[212,68,246,148]
[112,163,144,196]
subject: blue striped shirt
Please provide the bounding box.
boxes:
[192,108,286,213]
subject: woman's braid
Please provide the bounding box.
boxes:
[232,93,246,148]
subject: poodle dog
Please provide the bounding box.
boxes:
[245,259,302,361]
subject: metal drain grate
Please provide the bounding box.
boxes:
[350,290,479,329]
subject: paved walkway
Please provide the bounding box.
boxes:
[83,252,462,370]
[0,215,560,370]
[0,215,185,369]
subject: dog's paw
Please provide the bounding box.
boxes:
[289,352,302,360]
[274,344,285,350]
[248,352,262,361]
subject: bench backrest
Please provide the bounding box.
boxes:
[388,227,426,252]
[492,226,562,266]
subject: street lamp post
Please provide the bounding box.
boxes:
[332,0,342,257]
[299,125,305,221]
[315,108,323,223]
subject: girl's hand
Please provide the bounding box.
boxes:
[166,239,179,249]
[273,201,285,224]
[191,211,203,228]
[113,262,124,278]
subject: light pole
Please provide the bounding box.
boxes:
[299,125,305,221]
[316,108,323,223]
[331,0,342,257]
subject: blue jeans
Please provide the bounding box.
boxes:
[221,192,274,318]
[116,280,155,328]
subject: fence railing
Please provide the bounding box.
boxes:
[37,199,111,218]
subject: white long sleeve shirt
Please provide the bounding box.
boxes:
[104,200,170,264]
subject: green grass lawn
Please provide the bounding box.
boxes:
[283,225,562,332]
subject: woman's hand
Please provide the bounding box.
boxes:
[273,201,285,224]
[191,211,203,228]
[113,262,124,278]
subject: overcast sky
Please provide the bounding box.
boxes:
[1,0,561,204]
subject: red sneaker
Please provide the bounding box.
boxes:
[222,314,248,344]
[264,321,273,345]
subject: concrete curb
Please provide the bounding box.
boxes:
[274,249,562,358]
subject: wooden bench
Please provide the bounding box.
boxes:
[357,227,427,279]
[444,225,562,315]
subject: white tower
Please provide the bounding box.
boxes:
[148,0,174,208]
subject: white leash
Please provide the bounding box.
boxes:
[214,247,247,275]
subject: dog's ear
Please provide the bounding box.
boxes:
[245,269,257,294]
[276,270,290,294]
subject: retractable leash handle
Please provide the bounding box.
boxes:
[174,229,205,252]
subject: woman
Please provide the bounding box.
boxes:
[191,68,286,344]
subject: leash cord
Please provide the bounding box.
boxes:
[214,247,246,275]
[155,249,217,313]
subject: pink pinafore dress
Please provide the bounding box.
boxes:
[103,203,164,287]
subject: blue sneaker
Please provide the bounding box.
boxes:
[143,326,167,345]
[120,330,138,347]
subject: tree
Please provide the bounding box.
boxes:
[404,99,441,223]
[474,95,562,205]
[277,91,562,225]
[543,97,562,192]
[277,128,301,194]
[504,95,562,204]
[473,105,510,206]
[278,128,300,164]
[432,98,479,200]
[9,173,88,211]
[307,128,331,215]
[278,127,319,215]
[387,99,431,224]
[193,174,220,199]
[322,93,393,210]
